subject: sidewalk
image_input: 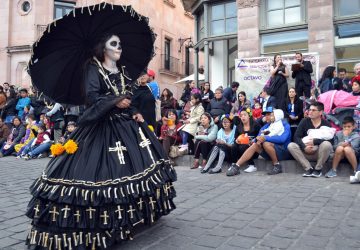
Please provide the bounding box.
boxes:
[0,157,359,249]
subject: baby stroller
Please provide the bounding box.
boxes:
[317,90,360,130]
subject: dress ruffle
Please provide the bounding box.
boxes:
[26,160,176,249]
[26,112,177,249]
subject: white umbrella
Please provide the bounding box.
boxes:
[174,73,205,83]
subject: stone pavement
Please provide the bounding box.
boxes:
[0,157,360,249]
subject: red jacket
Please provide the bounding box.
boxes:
[160,123,182,143]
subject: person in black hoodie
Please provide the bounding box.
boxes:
[132,71,156,128]
[292,52,313,98]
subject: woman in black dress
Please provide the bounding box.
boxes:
[268,54,289,113]
[26,33,176,249]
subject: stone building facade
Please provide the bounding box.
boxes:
[1,0,196,97]
[181,0,360,89]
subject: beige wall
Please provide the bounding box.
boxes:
[0,0,195,99]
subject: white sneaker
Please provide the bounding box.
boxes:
[244,165,257,173]
[179,144,188,152]
[355,171,360,181]
[350,176,360,184]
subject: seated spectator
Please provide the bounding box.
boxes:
[201,114,236,174]
[0,86,6,115]
[0,117,10,147]
[318,66,336,94]
[2,89,17,124]
[260,87,277,112]
[227,108,291,176]
[223,81,239,105]
[160,88,179,118]
[288,102,334,177]
[179,93,204,153]
[252,102,262,120]
[58,121,77,144]
[325,116,360,178]
[352,76,360,96]
[0,116,26,157]
[180,81,192,106]
[335,68,351,92]
[201,82,214,111]
[231,91,251,116]
[207,88,231,124]
[20,124,51,160]
[16,88,31,117]
[191,113,218,169]
[159,110,182,158]
[231,109,261,172]
[21,105,30,123]
[285,87,304,139]
[15,114,38,154]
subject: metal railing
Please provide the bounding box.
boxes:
[160,54,180,74]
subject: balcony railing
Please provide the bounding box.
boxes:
[160,54,180,75]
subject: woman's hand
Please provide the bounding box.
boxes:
[132,113,144,122]
[116,98,131,109]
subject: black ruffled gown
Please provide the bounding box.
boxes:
[25,60,177,249]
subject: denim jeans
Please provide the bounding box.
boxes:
[28,142,52,157]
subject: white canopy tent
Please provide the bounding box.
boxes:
[174,73,205,83]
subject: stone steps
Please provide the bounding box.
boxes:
[173,155,355,177]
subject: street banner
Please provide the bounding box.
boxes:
[235,52,319,102]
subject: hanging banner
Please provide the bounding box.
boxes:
[235,52,319,101]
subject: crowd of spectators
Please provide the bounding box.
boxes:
[2,57,360,183]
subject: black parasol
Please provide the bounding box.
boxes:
[28,3,155,105]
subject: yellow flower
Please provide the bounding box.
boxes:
[50,143,65,156]
[148,125,154,132]
[63,139,78,154]
[246,108,251,113]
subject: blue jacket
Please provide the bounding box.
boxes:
[147,81,160,99]
[259,120,291,148]
[16,97,31,117]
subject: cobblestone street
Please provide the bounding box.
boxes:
[0,157,360,249]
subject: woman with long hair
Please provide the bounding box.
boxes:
[231,91,251,115]
[231,109,261,172]
[160,88,179,117]
[285,87,303,139]
[318,66,336,94]
[268,54,289,113]
[201,82,214,111]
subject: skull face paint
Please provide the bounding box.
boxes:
[104,35,122,62]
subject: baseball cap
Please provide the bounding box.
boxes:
[147,69,155,78]
[262,106,273,115]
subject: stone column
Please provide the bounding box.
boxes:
[308,0,335,73]
[237,0,260,58]
[203,2,209,82]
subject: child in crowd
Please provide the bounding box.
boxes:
[15,114,38,155]
[179,93,204,153]
[20,124,51,160]
[15,88,31,117]
[21,105,30,123]
[252,102,262,120]
[261,109,285,136]
[58,121,77,144]
[201,114,236,174]
[159,110,182,158]
[325,116,360,178]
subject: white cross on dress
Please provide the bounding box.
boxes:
[109,141,127,164]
